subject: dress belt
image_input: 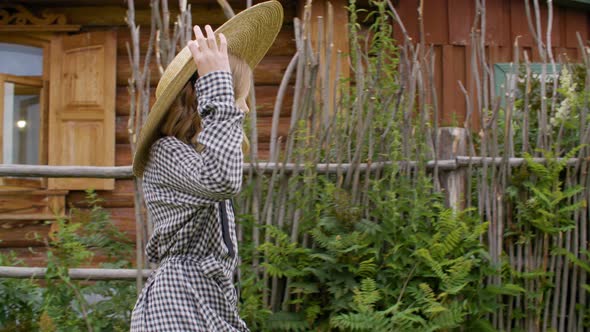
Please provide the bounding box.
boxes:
[219,200,235,258]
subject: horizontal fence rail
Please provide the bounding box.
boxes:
[0,157,585,178]
[0,266,152,281]
[0,156,585,281]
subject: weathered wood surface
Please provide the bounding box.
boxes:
[20,0,283,7]
[33,4,296,27]
[0,220,49,247]
[437,127,468,210]
[116,55,293,86]
[117,28,296,57]
[0,165,133,179]
[115,115,291,144]
[0,266,152,280]
[0,207,136,248]
[0,247,138,267]
[115,85,294,117]
[68,180,135,208]
[48,31,116,191]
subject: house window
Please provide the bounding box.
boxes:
[0,43,43,76]
[0,43,46,188]
[2,76,42,165]
[493,63,562,106]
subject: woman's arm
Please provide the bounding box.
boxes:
[153,71,243,202]
[149,25,244,202]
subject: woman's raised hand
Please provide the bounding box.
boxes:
[188,25,230,77]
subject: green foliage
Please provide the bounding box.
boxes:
[0,190,136,331]
[504,147,588,324]
[0,253,43,332]
[240,166,494,332]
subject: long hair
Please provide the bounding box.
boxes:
[160,53,252,153]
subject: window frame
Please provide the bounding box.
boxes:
[0,34,50,189]
[493,63,563,107]
[0,74,46,188]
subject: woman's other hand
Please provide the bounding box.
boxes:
[188,25,230,77]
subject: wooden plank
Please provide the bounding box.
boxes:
[488,45,512,64]
[115,144,132,167]
[106,207,136,242]
[555,47,580,62]
[115,86,153,116]
[511,1,534,47]
[485,0,511,46]
[22,0,272,8]
[67,180,135,208]
[0,220,49,247]
[392,0,419,43]
[423,0,448,45]
[0,25,80,32]
[0,247,139,268]
[0,248,48,267]
[115,84,293,117]
[564,7,588,48]
[441,45,466,126]
[433,45,443,123]
[254,85,294,117]
[510,1,561,48]
[256,116,291,142]
[449,0,475,45]
[0,214,59,221]
[116,116,129,144]
[117,55,293,86]
[52,4,295,27]
[117,28,296,57]
[0,194,45,215]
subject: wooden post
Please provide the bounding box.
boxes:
[437,127,468,210]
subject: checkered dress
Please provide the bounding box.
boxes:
[130,71,249,332]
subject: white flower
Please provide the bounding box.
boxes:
[550,67,577,128]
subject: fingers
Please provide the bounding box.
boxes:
[194,25,207,50]
[189,24,230,77]
[187,40,199,57]
[218,33,228,54]
[204,25,218,50]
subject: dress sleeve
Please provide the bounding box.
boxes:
[154,71,244,202]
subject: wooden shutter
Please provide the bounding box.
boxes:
[48,31,116,190]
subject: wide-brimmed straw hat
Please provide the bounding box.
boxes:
[133,0,283,177]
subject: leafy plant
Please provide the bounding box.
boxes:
[0,190,136,331]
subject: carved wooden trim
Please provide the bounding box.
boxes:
[0,5,79,32]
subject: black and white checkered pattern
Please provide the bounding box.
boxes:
[130,71,249,331]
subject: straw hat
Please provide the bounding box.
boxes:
[133,1,283,177]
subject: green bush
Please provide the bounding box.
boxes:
[0,190,136,332]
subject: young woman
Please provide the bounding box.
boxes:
[130,2,282,331]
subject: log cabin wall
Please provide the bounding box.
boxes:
[0,0,296,266]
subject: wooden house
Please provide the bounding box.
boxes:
[0,0,588,267]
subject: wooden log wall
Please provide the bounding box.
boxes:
[392,0,590,129]
[1,0,296,265]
